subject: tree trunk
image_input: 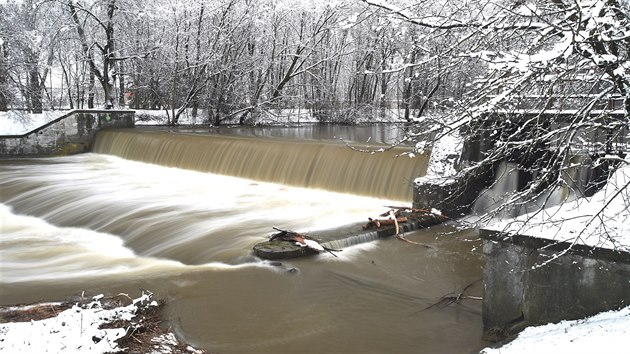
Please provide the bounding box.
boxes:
[0,41,8,111]
[402,49,417,122]
[60,58,74,109]
[118,60,125,107]
[68,0,118,109]
[28,64,43,114]
[87,70,95,109]
[192,100,198,118]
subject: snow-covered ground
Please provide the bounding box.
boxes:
[0,109,185,135]
[0,293,203,353]
[414,130,462,186]
[0,108,414,136]
[481,305,630,354]
[0,110,70,135]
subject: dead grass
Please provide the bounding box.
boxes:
[0,303,73,323]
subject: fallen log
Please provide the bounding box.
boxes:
[379,205,449,221]
[380,206,432,217]
[253,209,448,260]
[362,217,408,230]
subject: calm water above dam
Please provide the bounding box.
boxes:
[0,126,487,353]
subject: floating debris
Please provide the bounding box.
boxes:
[269,227,341,257]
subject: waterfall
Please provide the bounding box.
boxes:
[92,129,428,201]
[472,161,522,218]
[533,155,594,209]
[323,231,382,250]
[472,156,599,218]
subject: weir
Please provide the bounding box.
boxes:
[0,149,487,353]
[92,129,429,201]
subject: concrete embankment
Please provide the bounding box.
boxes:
[0,110,134,157]
[480,229,630,341]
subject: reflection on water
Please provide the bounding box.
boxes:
[152,123,415,145]
[0,148,486,353]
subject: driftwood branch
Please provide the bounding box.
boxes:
[363,217,408,229]
[420,278,483,311]
[362,206,447,248]
[271,227,341,257]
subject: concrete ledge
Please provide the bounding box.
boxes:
[480,229,630,263]
[413,165,494,218]
[0,110,135,157]
[480,228,630,341]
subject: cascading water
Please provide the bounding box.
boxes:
[324,230,383,250]
[0,153,399,266]
[0,127,487,353]
[472,156,598,219]
[472,161,522,218]
[92,129,428,201]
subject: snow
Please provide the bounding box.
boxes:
[0,294,151,353]
[481,305,630,354]
[0,292,204,353]
[363,0,415,19]
[480,163,630,353]
[414,130,462,186]
[300,238,325,251]
[0,107,414,136]
[0,111,70,135]
[487,163,630,252]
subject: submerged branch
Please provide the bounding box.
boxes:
[420,278,483,311]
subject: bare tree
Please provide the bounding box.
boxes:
[0,0,63,113]
[360,0,630,243]
[66,0,120,108]
[0,33,9,112]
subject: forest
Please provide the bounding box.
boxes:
[1,0,626,126]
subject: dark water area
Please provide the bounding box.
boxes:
[0,126,488,353]
[139,123,416,145]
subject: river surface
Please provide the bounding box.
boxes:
[0,126,487,353]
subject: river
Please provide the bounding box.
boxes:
[0,125,487,353]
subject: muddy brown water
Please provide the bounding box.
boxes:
[0,126,487,353]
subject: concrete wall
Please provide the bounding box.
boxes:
[480,229,630,341]
[0,110,134,157]
[413,165,494,217]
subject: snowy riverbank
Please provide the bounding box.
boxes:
[0,110,70,135]
[481,305,630,354]
[0,292,204,353]
[0,108,414,136]
[480,163,630,353]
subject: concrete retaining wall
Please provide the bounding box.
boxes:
[480,229,630,341]
[0,110,134,157]
[413,165,494,217]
